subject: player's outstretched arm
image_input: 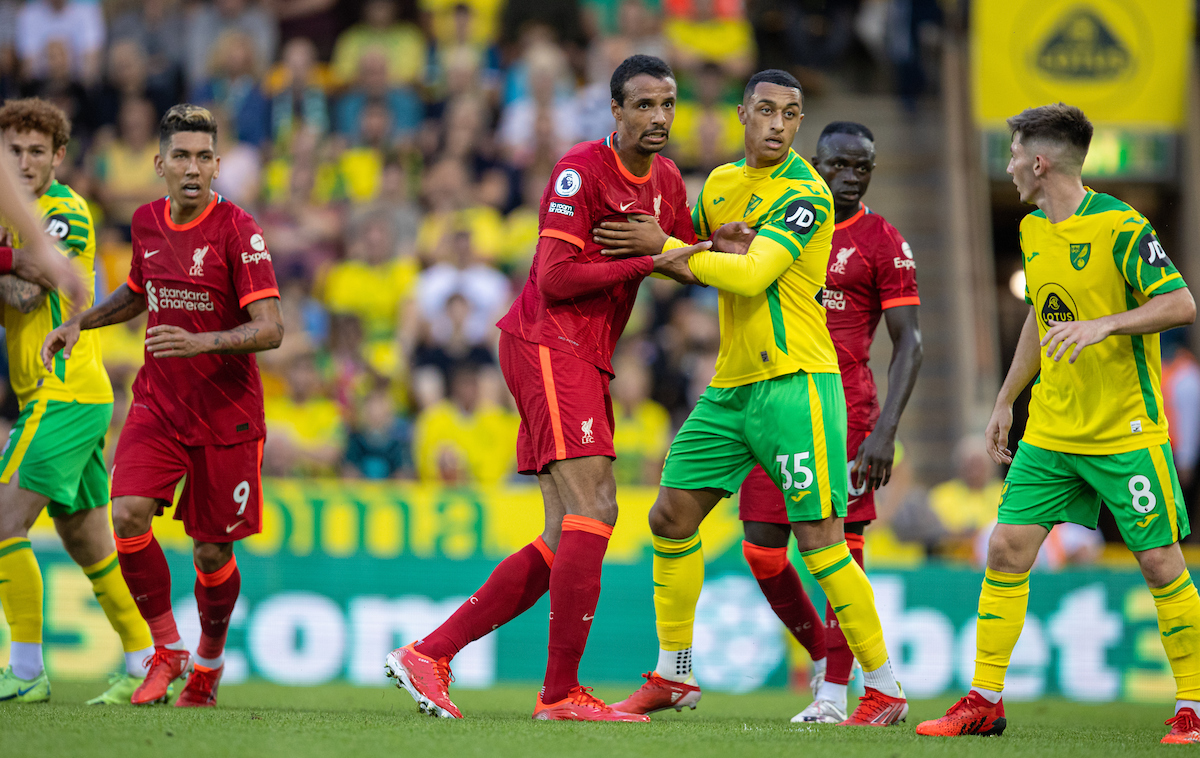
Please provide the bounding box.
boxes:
[145,296,284,358]
[986,308,1042,465]
[686,233,794,297]
[1042,287,1197,364]
[0,159,86,308]
[42,283,147,370]
[0,275,46,314]
[853,305,922,490]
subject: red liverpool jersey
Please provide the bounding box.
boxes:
[820,205,919,431]
[497,133,695,374]
[126,194,279,446]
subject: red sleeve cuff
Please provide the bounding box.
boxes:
[540,229,585,249]
[881,296,920,310]
[240,287,280,308]
[637,255,654,276]
[0,247,12,275]
[126,276,145,294]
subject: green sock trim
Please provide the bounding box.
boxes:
[85,556,120,581]
[653,532,701,545]
[811,554,853,580]
[0,539,32,559]
[654,542,703,559]
[800,541,847,559]
[984,571,1030,588]
[1153,574,1194,600]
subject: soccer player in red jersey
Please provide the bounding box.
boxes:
[386,55,742,722]
[737,121,923,724]
[41,105,283,708]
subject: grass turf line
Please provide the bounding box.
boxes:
[1,682,1179,758]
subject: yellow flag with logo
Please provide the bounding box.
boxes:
[972,0,1193,130]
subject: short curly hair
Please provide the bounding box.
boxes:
[0,98,71,151]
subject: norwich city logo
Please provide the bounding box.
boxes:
[1037,283,1079,328]
[744,194,763,218]
[1070,243,1090,270]
[1036,8,1131,81]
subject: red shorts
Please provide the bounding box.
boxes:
[738,426,876,524]
[499,332,616,475]
[111,403,265,542]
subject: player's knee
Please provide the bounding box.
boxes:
[192,542,233,574]
[648,499,694,540]
[110,498,153,538]
[1137,544,1185,587]
[986,525,1039,573]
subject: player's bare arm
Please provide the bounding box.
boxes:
[1042,287,1197,364]
[596,216,756,257]
[986,308,1042,465]
[853,304,922,490]
[0,274,46,313]
[144,296,284,358]
[40,283,147,369]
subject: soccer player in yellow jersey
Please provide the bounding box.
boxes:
[916,104,1200,743]
[613,70,907,725]
[0,99,153,705]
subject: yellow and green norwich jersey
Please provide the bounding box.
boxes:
[689,149,839,387]
[5,181,112,407]
[1020,188,1187,455]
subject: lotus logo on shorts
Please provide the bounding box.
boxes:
[581,418,594,444]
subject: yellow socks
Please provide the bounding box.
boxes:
[83,552,153,672]
[971,567,1030,693]
[802,541,890,674]
[652,531,703,680]
[1152,570,1200,701]
[0,537,44,679]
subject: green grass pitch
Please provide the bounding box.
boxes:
[1,682,1180,758]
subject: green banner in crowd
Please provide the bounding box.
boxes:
[2,480,1180,703]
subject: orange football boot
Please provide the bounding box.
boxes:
[533,686,650,722]
[385,643,462,718]
[611,672,702,715]
[175,664,222,707]
[1162,708,1200,744]
[131,647,191,705]
[841,686,909,726]
[916,691,1006,736]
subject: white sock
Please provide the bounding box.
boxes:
[861,657,901,697]
[194,652,224,670]
[811,657,827,677]
[165,639,187,651]
[656,648,693,682]
[817,680,848,710]
[126,647,154,677]
[9,642,43,680]
[1177,700,1200,715]
[971,686,1003,704]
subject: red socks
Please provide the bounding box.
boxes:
[115,529,180,646]
[824,533,866,685]
[416,537,555,661]
[195,554,241,662]
[541,515,612,703]
[742,541,827,661]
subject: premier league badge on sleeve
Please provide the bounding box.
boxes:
[555,169,582,198]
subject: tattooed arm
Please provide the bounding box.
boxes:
[0,275,47,314]
[144,297,284,358]
[41,283,147,370]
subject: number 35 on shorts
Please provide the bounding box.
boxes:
[776,452,814,492]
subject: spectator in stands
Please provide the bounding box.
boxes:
[332,0,426,88]
[268,0,341,61]
[415,158,505,263]
[17,40,91,143]
[210,108,263,206]
[16,0,106,87]
[336,50,423,146]
[670,61,742,173]
[268,37,332,145]
[0,1,18,100]
[1162,329,1200,518]
[185,0,278,88]
[415,223,510,345]
[426,2,501,102]
[92,40,176,129]
[577,36,631,142]
[616,0,668,60]
[259,126,344,275]
[321,207,418,343]
[191,30,272,146]
[93,98,165,235]
[497,42,579,169]
[264,353,347,476]
[664,0,754,81]
[413,363,517,484]
[335,98,393,203]
[927,435,1003,557]
[610,353,671,486]
[108,0,186,99]
[344,384,414,479]
[412,292,496,379]
[425,0,504,49]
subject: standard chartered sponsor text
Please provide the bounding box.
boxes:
[147,280,215,312]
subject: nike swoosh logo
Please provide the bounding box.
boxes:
[582,613,594,622]
[619,201,634,212]
[1137,514,1160,528]
[16,685,37,696]
[1164,625,1193,637]
[978,613,1003,620]
[833,604,851,613]
[144,249,159,258]
[225,519,246,533]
